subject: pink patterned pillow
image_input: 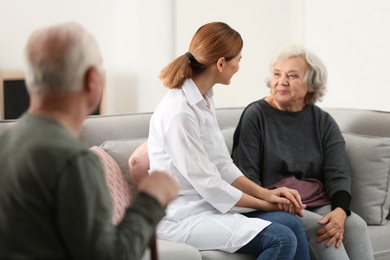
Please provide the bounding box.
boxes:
[128,141,150,191]
[90,146,133,225]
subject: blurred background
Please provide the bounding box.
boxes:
[1,0,389,114]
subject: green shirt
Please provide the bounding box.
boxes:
[0,113,165,260]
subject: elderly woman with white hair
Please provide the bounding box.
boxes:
[232,44,374,260]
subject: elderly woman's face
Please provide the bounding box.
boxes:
[270,56,309,111]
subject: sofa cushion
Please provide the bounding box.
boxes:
[129,141,150,190]
[342,132,390,225]
[89,146,133,225]
[100,138,147,187]
[221,127,235,154]
[368,222,390,259]
[201,251,256,260]
[156,239,202,260]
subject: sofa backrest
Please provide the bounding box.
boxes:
[2,107,390,158]
[79,107,246,147]
[2,107,390,220]
[322,107,390,138]
[80,112,153,148]
[2,107,390,148]
[0,119,17,137]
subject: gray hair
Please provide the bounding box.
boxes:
[266,44,327,104]
[24,22,102,94]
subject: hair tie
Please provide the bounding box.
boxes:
[185,52,195,62]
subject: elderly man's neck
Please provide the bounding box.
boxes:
[28,91,88,138]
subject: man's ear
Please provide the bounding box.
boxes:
[83,66,104,113]
[216,57,225,72]
[84,66,99,93]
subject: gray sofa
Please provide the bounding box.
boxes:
[1,107,390,260]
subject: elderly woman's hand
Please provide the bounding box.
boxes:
[232,176,306,215]
[268,187,306,217]
[316,207,347,248]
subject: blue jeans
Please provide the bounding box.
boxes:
[236,211,310,260]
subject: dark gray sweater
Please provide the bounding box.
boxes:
[232,99,351,213]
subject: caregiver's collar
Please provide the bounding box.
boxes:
[182,78,214,106]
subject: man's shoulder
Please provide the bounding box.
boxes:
[1,114,91,165]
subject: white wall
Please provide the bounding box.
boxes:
[305,0,390,111]
[174,0,305,109]
[0,0,173,114]
[1,1,389,114]
[107,0,173,113]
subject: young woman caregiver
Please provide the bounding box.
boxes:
[147,21,310,260]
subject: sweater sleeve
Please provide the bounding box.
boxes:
[321,112,352,214]
[57,151,165,260]
[331,190,351,216]
[232,101,264,186]
[115,192,166,258]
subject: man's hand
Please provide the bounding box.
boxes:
[138,171,179,207]
[316,207,347,248]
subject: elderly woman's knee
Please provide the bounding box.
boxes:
[346,212,368,229]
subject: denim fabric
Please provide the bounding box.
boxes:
[236,211,310,260]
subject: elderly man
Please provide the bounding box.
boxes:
[0,22,178,260]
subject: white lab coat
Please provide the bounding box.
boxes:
[148,79,270,252]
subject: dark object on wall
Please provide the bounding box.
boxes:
[0,71,101,120]
[3,79,30,120]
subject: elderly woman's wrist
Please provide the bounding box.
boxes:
[333,206,351,217]
[331,190,352,216]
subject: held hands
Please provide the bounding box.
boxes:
[267,187,306,217]
[138,170,179,207]
[231,176,305,215]
[316,207,347,248]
